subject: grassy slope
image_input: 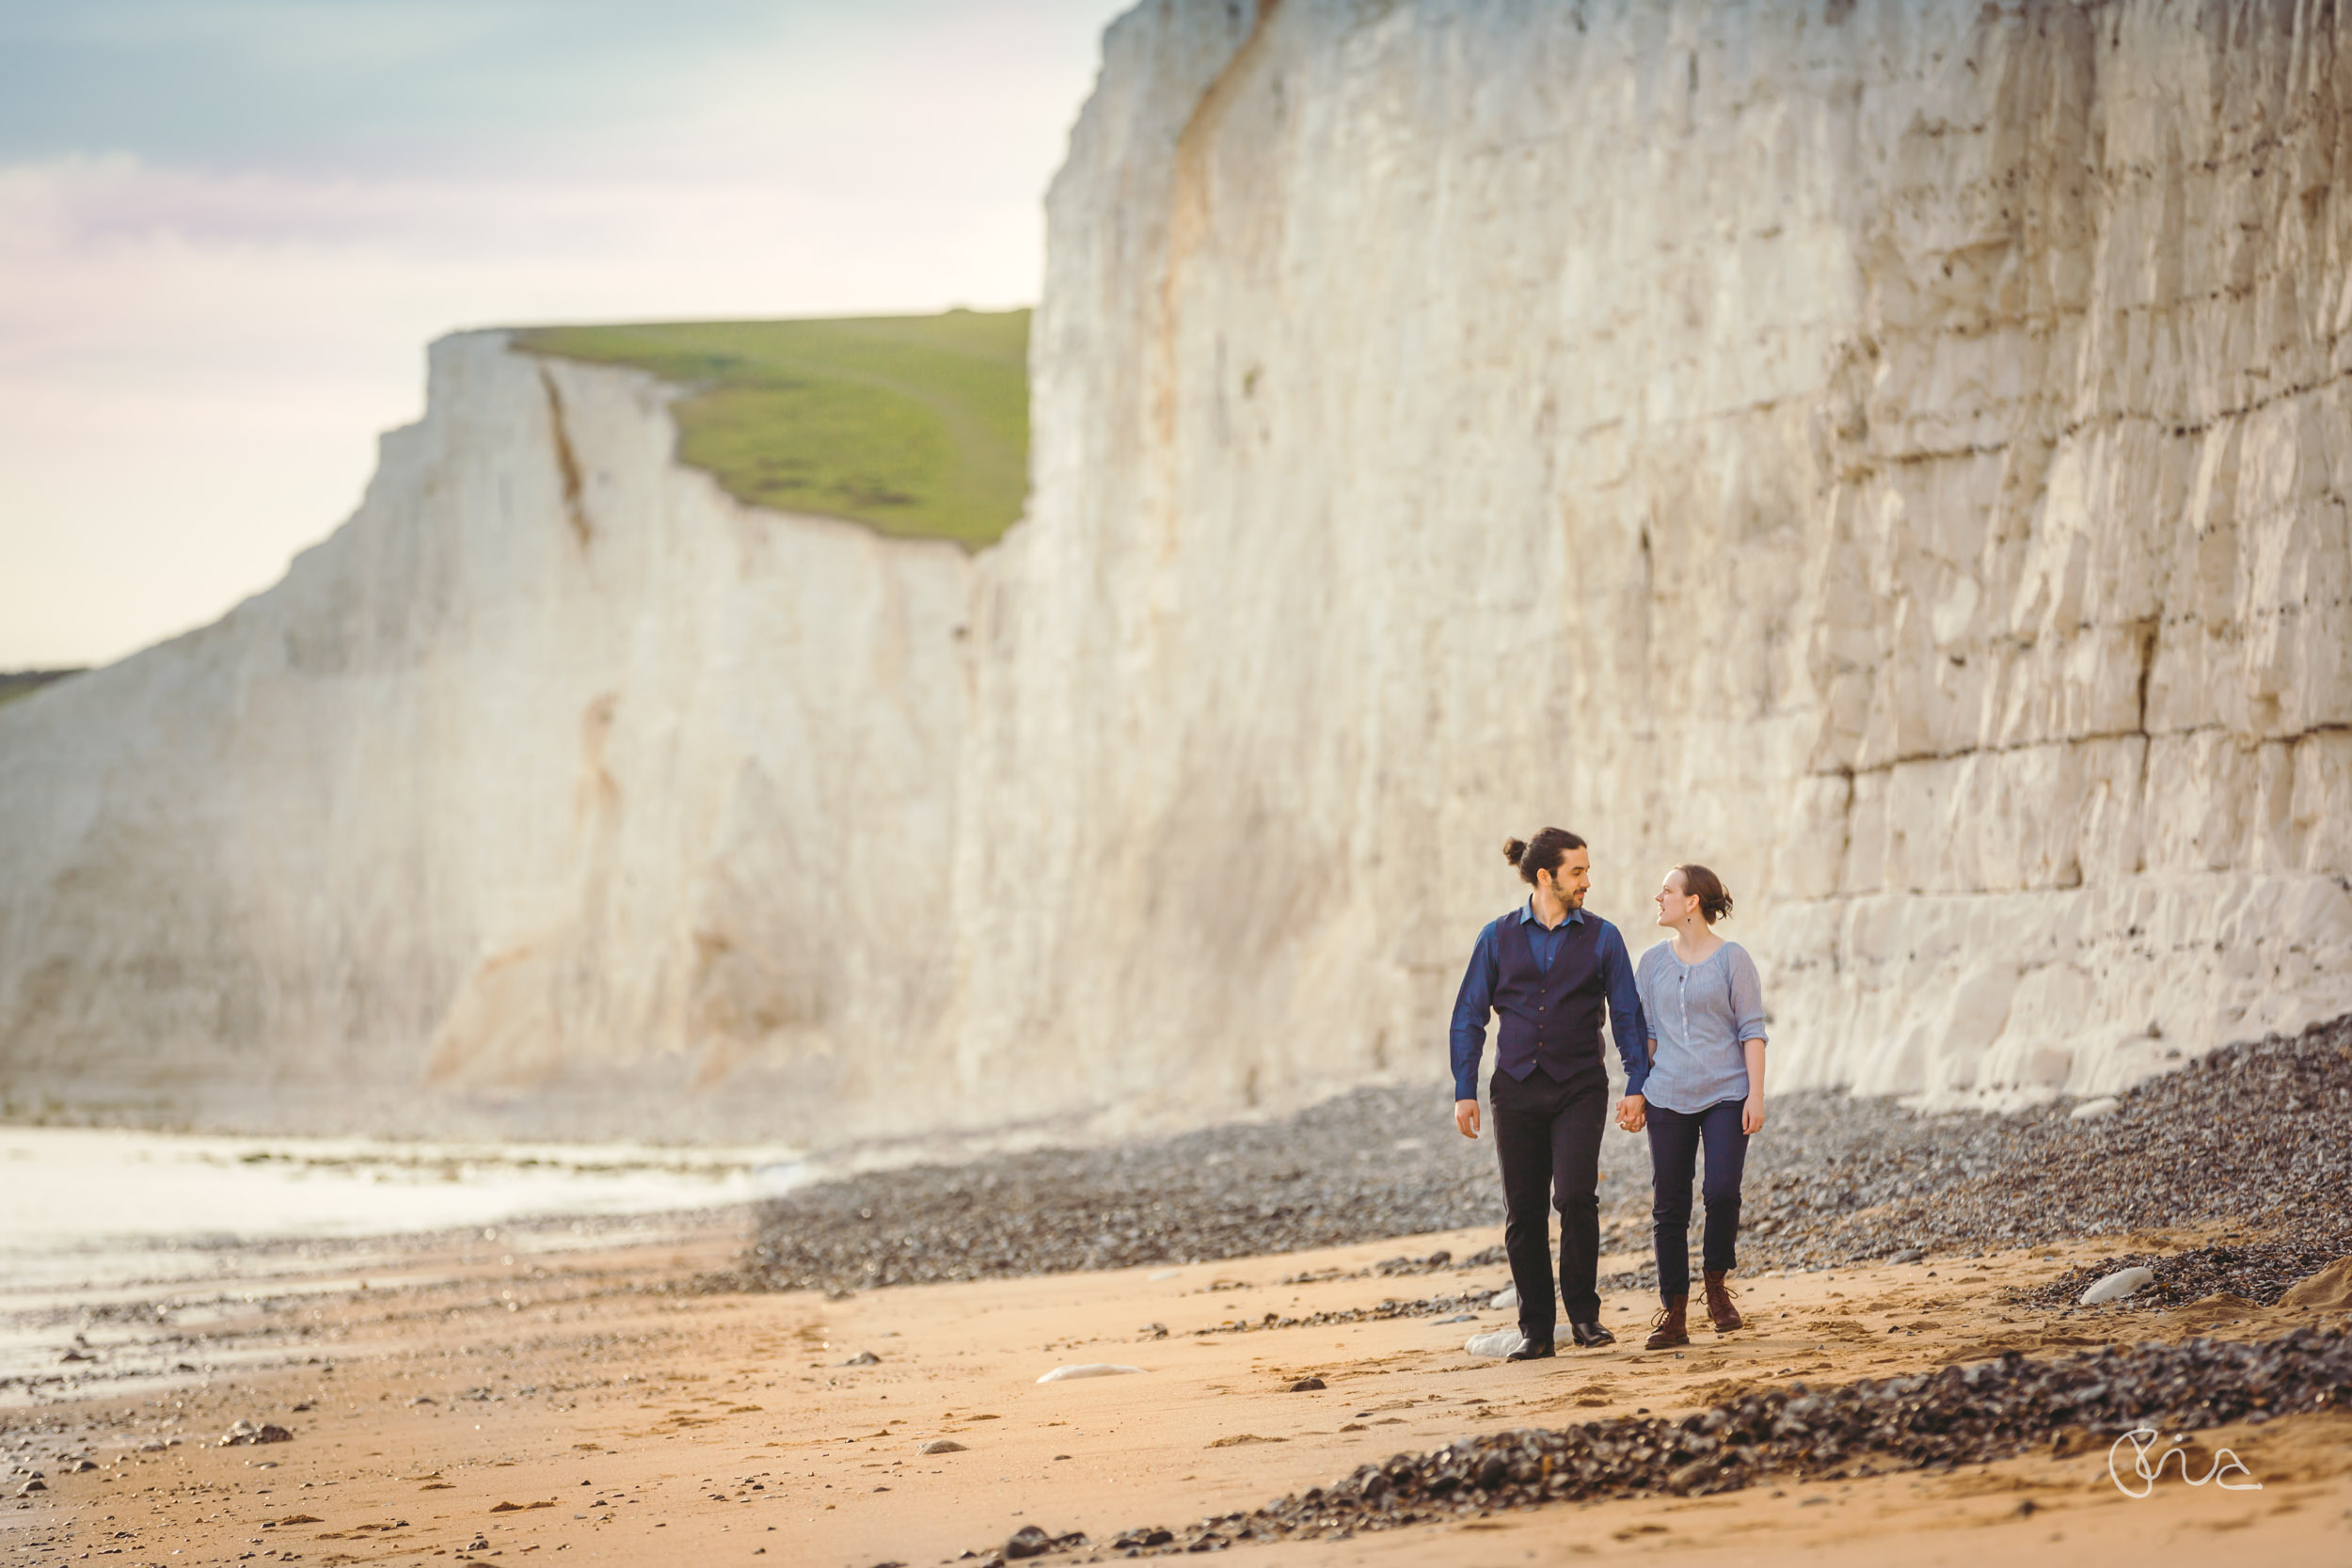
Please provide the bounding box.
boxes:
[0,670,84,709]
[515,309,1029,549]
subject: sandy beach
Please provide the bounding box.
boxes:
[8,1024,2349,1567]
[6,1201,2348,1568]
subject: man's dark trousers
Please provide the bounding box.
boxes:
[1490,1059,1609,1343]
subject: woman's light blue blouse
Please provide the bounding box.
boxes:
[1634,940,1768,1115]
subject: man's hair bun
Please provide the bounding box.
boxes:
[1503,827,1585,885]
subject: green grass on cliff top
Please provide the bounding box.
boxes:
[0,670,83,710]
[515,309,1028,548]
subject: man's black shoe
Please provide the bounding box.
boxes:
[1504,1338,1555,1360]
[1568,1320,1616,1348]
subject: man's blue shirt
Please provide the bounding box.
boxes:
[1449,900,1649,1101]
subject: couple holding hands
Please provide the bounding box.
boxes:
[1449,826,1768,1358]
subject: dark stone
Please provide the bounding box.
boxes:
[220,1421,293,1447]
[1004,1524,1055,1559]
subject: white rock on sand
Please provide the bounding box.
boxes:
[1465,1330,1527,1359]
[1489,1286,1518,1309]
[1037,1363,1145,1383]
[2080,1267,2157,1306]
[2070,1097,2123,1121]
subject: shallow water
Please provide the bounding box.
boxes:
[0,1125,825,1394]
[0,1124,813,1291]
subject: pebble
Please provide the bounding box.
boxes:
[1036,1364,1144,1383]
[2021,1228,2352,1314]
[1288,1377,1326,1392]
[1489,1286,1518,1308]
[838,1350,882,1366]
[1806,1025,2352,1284]
[1464,1330,1525,1359]
[1004,1524,1089,1559]
[735,1018,2350,1317]
[1032,1325,2352,1559]
[917,1440,967,1454]
[1194,1287,1504,1338]
[2069,1096,2122,1120]
[739,1098,1508,1293]
[2080,1266,2156,1305]
[219,1420,293,1447]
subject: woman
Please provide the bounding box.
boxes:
[1614,863,1767,1348]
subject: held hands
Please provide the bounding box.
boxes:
[1454,1099,1481,1139]
[1742,1094,1766,1135]
[1615,1093,1645,1132]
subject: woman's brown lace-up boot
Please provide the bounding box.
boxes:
[1644,1294,1690,1349]
[1702,1270,1742,1331]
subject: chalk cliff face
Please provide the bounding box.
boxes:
[3,0,2348,1139]
[949,0,2352,1118]
[0,341,971,1140]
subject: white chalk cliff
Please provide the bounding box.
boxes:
[0,345,972,1139]
[3,0,2348,1141]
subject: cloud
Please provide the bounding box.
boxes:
[0,0,1125,667]
[0,1,794,170]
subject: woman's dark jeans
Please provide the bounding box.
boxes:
[1645,1097,1749,1304]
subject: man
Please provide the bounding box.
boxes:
[1451,827,1649,1358]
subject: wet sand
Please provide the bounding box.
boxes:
[6,1212,2347,1567]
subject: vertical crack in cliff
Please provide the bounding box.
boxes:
[1157,0,1283,451]
[540,367,592,549]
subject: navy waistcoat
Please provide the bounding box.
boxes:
[1493,911,1609,1082]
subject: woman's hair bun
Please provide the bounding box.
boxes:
[1502,837,1529,867]
[1677,863,1734,924]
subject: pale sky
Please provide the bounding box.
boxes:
[0,0,1129,669]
